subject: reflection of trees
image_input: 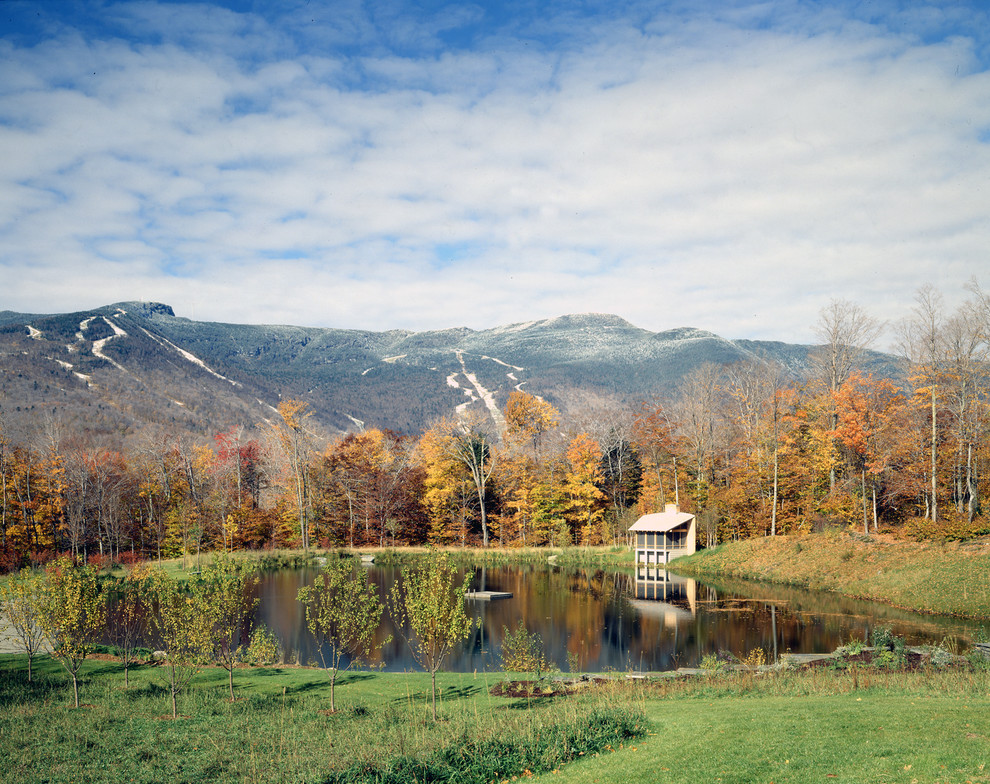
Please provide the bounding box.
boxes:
[239,565,978,675]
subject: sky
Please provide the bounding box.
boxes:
[1,0,989,347]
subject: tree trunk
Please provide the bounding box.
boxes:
[861,467,868,535]
[930,385,938,523]
[771,445,779,537]
[431,668,438,720]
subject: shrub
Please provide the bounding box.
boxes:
[501,620,555,679]
[243,624,282,666]
[871,626,906,669]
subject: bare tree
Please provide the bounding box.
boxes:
[810,299,883,491]
[897,285,946,522]
[723,359,788,535]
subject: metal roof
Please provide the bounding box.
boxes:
[628,511,695,532]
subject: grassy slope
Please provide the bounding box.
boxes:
[534,690,990,784]
[671,533,990,619]
[4,654,990,784]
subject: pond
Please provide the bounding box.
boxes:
[252,563,984,673]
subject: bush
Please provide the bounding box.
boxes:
[243,625,282,666]
[501,620,555,679]
[871,626,906,669]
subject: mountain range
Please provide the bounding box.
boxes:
[0,302,903,439]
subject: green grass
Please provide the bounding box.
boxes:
[4,651,990,783]
[673,533,990,619]
[532,692,990,784]
[0,654,643,784]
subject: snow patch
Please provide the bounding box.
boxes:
[382,354,407,364]
[76,316,95,342]
[455,351,505,430]
[91,317,128,371]
[345,414,365,431]
[141,328,241,386]
[26,325,43,340]
[447,369,479,414]
[361,368,373,376]
[481,355,524,372]
[74,372,92,386]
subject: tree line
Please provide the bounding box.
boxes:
[2,284,989,568]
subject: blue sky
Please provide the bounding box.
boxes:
[2,0,989,346]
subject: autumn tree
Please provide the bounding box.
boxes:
[811,299,883,492]
[833,373,904,532]
[39,557,107,708]
[422,415,498,546]
[562,433,607,545]
[144,569,214,718]
[0,567,47,681]
[389,551,475,719]
[632,398,682,512]
[504,391,560,461]
[296,556,389,712]
[202,552,260,701]
[500,392,564,546]
[270,400,316,551]
[108,563,151,688]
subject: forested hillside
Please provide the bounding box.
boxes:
[0,287,987,569]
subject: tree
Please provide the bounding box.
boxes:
[632,399,682,511]
[270,400,315,551]
[834,373,904,533]
[811,299,883,492]
[108,563,151,688]
[202,552,260,701]
[39,557,107,708]
[389,551,475,719]
[563,433,607,545]
[144,569,213,718]
[0,567,47,681]
[504,391,560,461]
[296,556,389,712]
[898,286,947,523]
[424,415,498,546]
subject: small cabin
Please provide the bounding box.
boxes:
[628,504,696,565]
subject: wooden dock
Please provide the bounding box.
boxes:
[465,590,513,601]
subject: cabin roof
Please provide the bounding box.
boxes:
[628,511,695,532]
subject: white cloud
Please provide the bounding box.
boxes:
[1,0,989,348]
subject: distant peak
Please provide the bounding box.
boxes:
[537,313,636,330]
[111,301,175,318]
[654,327,723,342]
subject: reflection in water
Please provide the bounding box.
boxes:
[250,564,981,674]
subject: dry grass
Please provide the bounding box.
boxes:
[673,532,990,619]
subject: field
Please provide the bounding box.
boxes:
[3,650,990,784]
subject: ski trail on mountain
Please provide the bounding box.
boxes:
[140,328,241,386]
[454,351,505,431]
[91,317,128,371]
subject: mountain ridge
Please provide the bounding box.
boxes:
[0,302,902,439]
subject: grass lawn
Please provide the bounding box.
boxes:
[3,651,990,784]
[534,691,990,784]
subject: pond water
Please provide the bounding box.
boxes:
[252,563,984,673]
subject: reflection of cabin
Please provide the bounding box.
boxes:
[629,504,696,565]
[629,569,698,626]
